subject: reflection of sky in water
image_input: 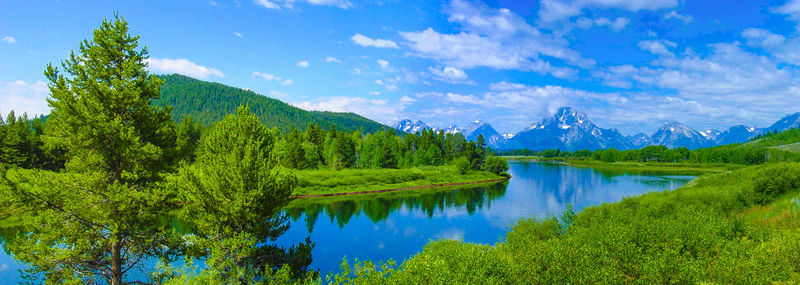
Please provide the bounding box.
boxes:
[276,162,695,275]
[0,162,695,281]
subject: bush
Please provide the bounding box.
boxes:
[454,157,470,175]
[749,163,800,204]
[483,156,509,176]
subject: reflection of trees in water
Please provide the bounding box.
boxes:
[286,182,508,232]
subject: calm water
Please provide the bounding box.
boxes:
[0,161,695,281]
[274,161,695,275]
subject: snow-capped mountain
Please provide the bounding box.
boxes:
[504,107,632,151]
[699,129,722,141]
[394,119,432,134]
[396,107,800,151]
[650,122,713,150]
[626,133,651,149]
[462,120,505,149]
[715,125,758,145]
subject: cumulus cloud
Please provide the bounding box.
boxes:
[350,34,399,49]
[145,58,223,79]
[774,0,800,27]
[296,60,310,68]
[593,17,630,31]
[398,0,591,78]
[252,71,294,85]
[428,66,472,84]
[292,95,414,124]
[234,32,243,38]
[664,10,693,24]
[538,0,678,23]
[325,56,343,63]
[637,39,677,56]
[2,36,15,44]
[0,80,50,117]
[740,28,800,65]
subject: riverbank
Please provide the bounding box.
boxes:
[503,156,743,174]
[293,166,506,196]
[335,162,800,283]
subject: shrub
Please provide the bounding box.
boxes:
[483,156,510,176]
[454,157,471,175]
[749,163,800,204]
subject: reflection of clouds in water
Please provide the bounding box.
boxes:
[377,242,385,250]
[0,263,8,271]
[435,228,465,241]
[403,227,417,237]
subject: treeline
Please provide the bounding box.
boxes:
[0,111,64,171]
[498,140,800,165]
[277,125,508,175]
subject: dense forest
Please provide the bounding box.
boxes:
[156,74,387,133]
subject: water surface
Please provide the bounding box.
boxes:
[0,161,695,280]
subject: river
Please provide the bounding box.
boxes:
[0,161,696,281]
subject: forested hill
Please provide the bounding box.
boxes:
[153,74,388,132]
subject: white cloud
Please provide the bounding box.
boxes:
[254,0,281,9]
[428,66,472,84]
[774,0,800,28]
[0,80,50,117]
[305,0,352,9]
[252,71,294,85]
[2,36,15,44]
[740,28,800,66]
[296,60,310,68]
[350,34,400,49]
[594,17,629,32]
[234,32,243,38]
[325,56,343,63]
[664,10,693,24]
[399,0,591,78]
[373,79,384,85]
[292,95,413,124]
[146,58,223,79]
[369,91,380,95]
[637,39,677,57]
[538,0,678,23]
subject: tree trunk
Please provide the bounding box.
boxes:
[111,239,123,285]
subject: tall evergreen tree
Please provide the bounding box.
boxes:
[1,15,178,284]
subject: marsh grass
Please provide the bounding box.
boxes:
[293,166,503,196]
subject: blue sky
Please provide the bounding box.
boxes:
[2,0,800,135]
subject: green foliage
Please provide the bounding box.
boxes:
[174,106,311,280]
[746,163,800,204]
[1,15,179,284]
[155,74,386,133]
[483,156,509,176]
[454,157,470,175]
[335,163,800,284]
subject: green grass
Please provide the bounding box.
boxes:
[330,163,800,284]
[770,141,800,153]
[293,166,504,196]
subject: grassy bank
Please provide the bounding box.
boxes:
[332,162,800,283]
[504,156,742,175]
[293,166,505,196]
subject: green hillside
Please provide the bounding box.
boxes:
[153,74,387,132]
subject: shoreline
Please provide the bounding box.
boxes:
[294,177,510,199]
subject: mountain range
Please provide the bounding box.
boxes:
[394,107,800,151]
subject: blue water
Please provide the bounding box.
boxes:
[275,161,695,275]
[0,161,695,281]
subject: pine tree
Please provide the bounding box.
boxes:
[1,15,178,284]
